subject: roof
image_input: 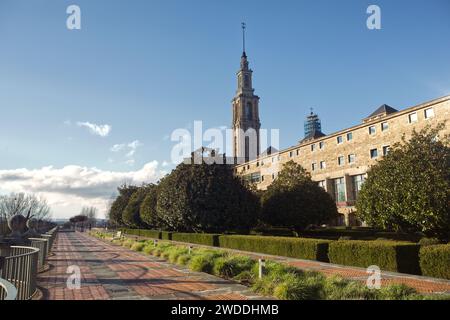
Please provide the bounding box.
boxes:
[367,104,398,118]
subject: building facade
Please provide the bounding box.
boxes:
[235,95,450,226]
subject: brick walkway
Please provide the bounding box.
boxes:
[37,231,265,300]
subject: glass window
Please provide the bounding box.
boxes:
[337,136,343,144]
[369,126,376,135]
[334,178,346,202]
[320,161,326,170]
[312,163,317,171]
[296,149,299,156]
[408,112,418,123]
[348,154,355,164]
[352,175,366,200]
[347,132,353,141]
[424,108,435,119]
[381,122,389,131]
[311,144,316,152]
[319,141,325,149]
[338,156,344,166]
[289,151,293,158]
[383,145,390,156]
[370,148,378,159]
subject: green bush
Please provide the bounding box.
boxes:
[418,238,441,246]
[213,255,256,278]
[189,250,225,273]
[419,244,450,279]
[172,232,220,246]
[328,240,421,274]
[218,235,331,262]
[161,231,172,240]
[131,242,146,252]
[378,284,417,300]
[143,244,155,255]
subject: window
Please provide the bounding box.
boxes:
[311,144,316,152]
[261,160,264,165]
[334,178,346,202]
[277,155,281,161]
[318,181,326,189]
[408,112,418,123]
[272,157,275,163]
[347,132,353,141]
[352,175,366,200]
[319,141,325,149]
[348,154,355,164]
[338,156,345,166]
[261,175,265,182]
[244,75,250,88]
[296,149,299,156]
[312,163,317,171]
[249,172,261,183]
[383,145,390,156]
[245,102,253,119]
[272,173,275,180]
[381,122,389,131]
[320,161,326,170]
[256,162,260,167]
[289,151,293,158]
[369,126,376,135]
[424,108,435,119]
[370,148,378,159]
[337,136,343,144]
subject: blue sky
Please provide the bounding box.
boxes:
[0,0,449,218]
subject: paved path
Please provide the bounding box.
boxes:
[37,232,264,300]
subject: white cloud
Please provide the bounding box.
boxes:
[77,121,112,137]
[0,161,165,219]
[110,144,126,152]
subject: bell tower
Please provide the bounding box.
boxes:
[232,23,261,162]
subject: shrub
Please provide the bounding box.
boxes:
[378,284,417,300]
[172,232,220,246]
[419,244,450,279]
[418,238,441,246]
[131,242,146,252]
[213,255,256,278]
[156,163,259,233]
[189,251,225,273]
[122,239,135,249]
[260,161,338,231]
[143,244,155,255]
[161,231,172,240]
[177,254,192,266]
[218,235,331,262]
[328,240,421,274]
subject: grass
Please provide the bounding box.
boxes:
[91,231,449,301]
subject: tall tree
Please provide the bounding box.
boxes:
[122,185,151,228]
[157,163,259,233]
[139,184,160,228]
[356,123,450,240]
[260,161,338,231]
[108,184,139,226]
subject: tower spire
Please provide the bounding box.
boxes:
[241,22,246,57]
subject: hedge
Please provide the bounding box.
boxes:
[419,244,450,280]
[121,228,161,239]
[218,235,331,262]
[161,231,172,240]
[328,240,421,275]
[171,232,220,247]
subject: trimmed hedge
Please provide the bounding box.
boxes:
[419,244,450,280]
[161,231,172,240]
[171,232,220,247]
[121,228,161,239]
[218,235,331,262]
[328,240,421,275]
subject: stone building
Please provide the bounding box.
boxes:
[235,94,450,226]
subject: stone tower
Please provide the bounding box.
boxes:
[232,23,261,162]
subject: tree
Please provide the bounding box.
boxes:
[139,184,160,228]
[156,163,259,233]
[122,185,151,228]
[356,123,450,240]
[81,206,97,227]
[260,161,338,231]
[108,184,139,226]
[0,193,51,221]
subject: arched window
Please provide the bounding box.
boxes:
[245,102,253,119]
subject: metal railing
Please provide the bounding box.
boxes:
[0,277,17,300]
[28,238,48,272]
[0,246,39,300]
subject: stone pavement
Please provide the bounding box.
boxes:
[37,231,265,300]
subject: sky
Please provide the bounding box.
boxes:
[0,0,449,219]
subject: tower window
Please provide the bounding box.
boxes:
[245,102,253,119]
[244,75,250,88]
